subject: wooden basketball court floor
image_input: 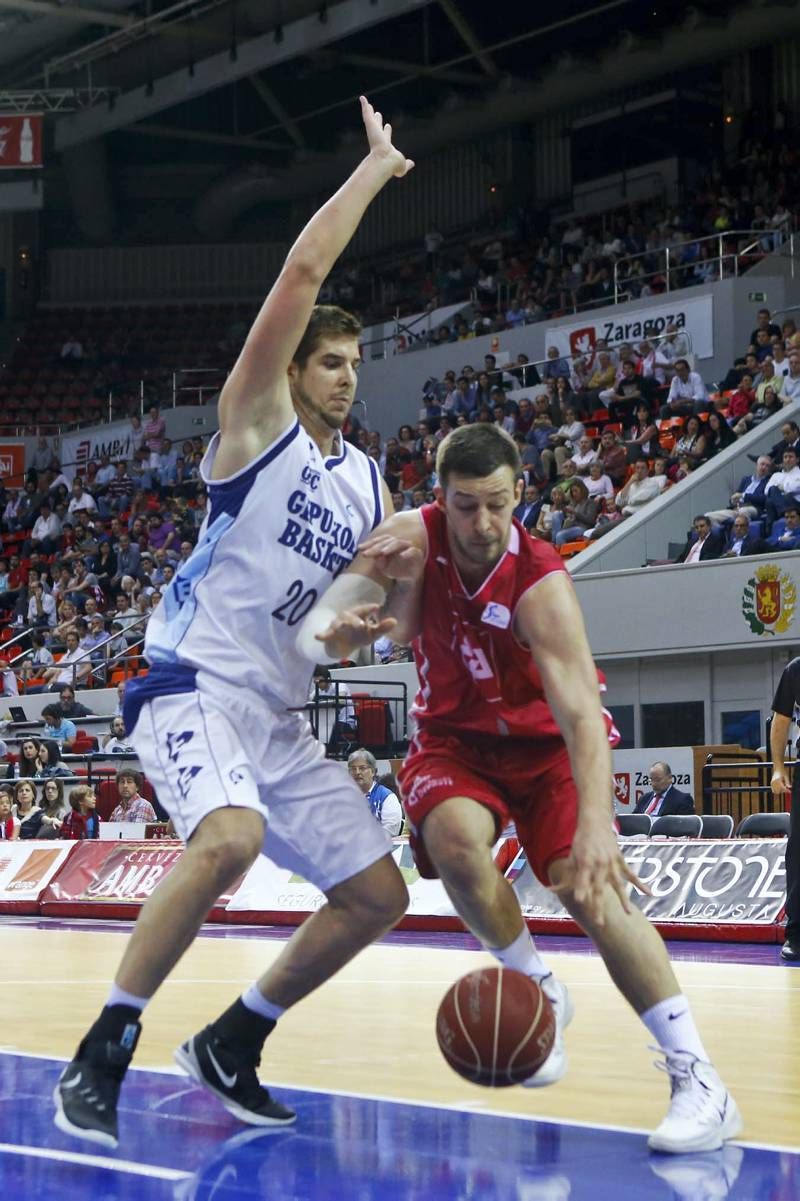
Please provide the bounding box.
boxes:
[1,918,798,1199]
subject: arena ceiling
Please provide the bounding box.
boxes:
[0,1,792,165]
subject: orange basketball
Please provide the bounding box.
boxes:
[436,967,555,1087]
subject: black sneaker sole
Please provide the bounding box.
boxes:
[174,1040,296,1127]
[52,1083,118,1151]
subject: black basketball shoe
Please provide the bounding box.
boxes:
[53,1015,141,1149]
[175,1026,296,1127]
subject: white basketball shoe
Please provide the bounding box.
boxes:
[521,975,574,1088]
[648,1049,743,1153]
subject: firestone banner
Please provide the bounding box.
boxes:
[512,840,786,924]
[545,294,714,363]
[60,419,136,481]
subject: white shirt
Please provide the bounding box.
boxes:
[780,373,800,403]
[667,371,708,404]
[585,473,615,501]
[103,736,136,753]
[571,448,597,471]
[28,592,56,627]
[68,493,97,514]
[55,646,90,685]
[618,476,662,511]
[766,466,800,496]
[684,536,707,563]
[659,333,691,361]
[145,422,384,709]
[313,680,356,726]
[1,668,18,697]
[31,513,62,542]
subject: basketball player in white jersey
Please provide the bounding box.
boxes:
[55,97,411,1150]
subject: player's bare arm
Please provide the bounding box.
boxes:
[770,712,792,796]
[214,97,413,475]
[295,509,425,661]
[514,572,642,923]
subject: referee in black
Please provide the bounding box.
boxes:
[770,656,800,961]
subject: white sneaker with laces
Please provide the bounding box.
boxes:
[648,1049,742,1154]
[521,975,573,1088]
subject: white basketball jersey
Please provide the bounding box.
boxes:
[143,418,384,709]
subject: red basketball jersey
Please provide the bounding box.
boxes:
[410,504,568,740]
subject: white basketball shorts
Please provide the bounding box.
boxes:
[129,673,393,893]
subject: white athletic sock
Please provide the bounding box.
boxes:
[486,925,549,980]
[241,983,285,1023]
[106,983,149,1013]
[641,995,709,1062]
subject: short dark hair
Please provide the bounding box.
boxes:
[436,424,521,489]
[116,767,141,787]
[292,305,361,368]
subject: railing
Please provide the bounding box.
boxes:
[6,614,149,689]
[613,226,795,305]
[701,754,793,828]
[490,326,695,394]
[170,367,227,409]
[307,678,409,759]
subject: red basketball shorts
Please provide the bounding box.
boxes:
[397,729,579,886]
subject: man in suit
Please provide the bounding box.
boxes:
[767,507,800,551]
[677,515,725,564]
[769,420,800,466]
[635,762,695,817]
[706,455,773,526]
[513,484,543,531]
[721,513,766,558]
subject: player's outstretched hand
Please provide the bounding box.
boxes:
[771,767,792,797]
[359,533,424,582]
[360,95,414,178]
[316,603,397,660]
[552,820,650,927]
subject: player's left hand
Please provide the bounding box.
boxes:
[359,532,425,582]
[360,95,414,178]
[552,819,650,927]
[316,603,396,660]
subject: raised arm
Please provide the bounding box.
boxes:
[218,98,413,443]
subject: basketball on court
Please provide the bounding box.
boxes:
[436,967,555,1087]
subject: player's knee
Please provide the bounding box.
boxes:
[189,810,263,886]
[373,870,409,928]
[330,857,408,930]
[426,830,489,890]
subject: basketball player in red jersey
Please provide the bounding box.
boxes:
[298,423,740,1155]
